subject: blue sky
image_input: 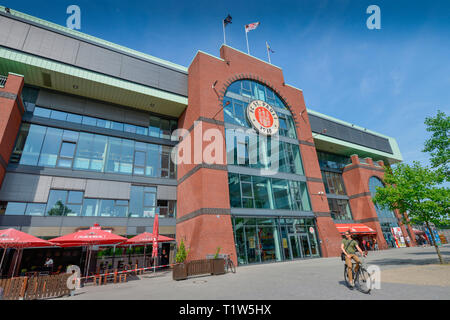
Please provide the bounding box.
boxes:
[3,0,449,166]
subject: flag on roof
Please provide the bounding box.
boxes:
[224,14,232,26]
[266,41,275,53]
[245,22,260,33]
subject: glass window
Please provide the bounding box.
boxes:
[33,107,51,118]
[105,137,122,173]
[68,191,83,204]
[50,110,67,121]
[160,119,171,139]
[74,132,93,170]
[144,192,156,207]
[57,142,76,168]
[136,126,148,136]
[149,116,160,137]
[38,127,62,167]
[96,119,110,129]
[223,79,296,137]
[82,116,97,127]
[90,135,107,171]
[134,151,146,175]
[66,113,82,124]
[20,124,46,166]
[124,124,136,134]
[272,179,292,210]
[328,198,353,221]
[114,200,129,217]
[228,173,241,208]
[146,144,160,177]
[120,139,134,174]
[129,186,144,218]
[82,199,99,217]
[46,190,68,216]
[99,200,115,217]
[25,203,46,216]
[322,171,346,195]
[5,202,27,215]
[111,122,124,131]
[253,176,272,209]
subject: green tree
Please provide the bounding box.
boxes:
[372,162,450,264]
[423,110,450,179]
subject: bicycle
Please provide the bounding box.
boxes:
[224,254,236,274]
[344,254,371,294]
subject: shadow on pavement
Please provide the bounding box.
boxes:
[368,257,447,266]
[407,251,450,256]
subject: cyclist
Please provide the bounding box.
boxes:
[341,230,366,288]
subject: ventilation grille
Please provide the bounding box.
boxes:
[41,72,52,87]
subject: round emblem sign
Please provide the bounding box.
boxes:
[246,100,279,136]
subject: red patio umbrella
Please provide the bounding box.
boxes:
[152,214,160,270]
[124,232,175,245]
[50,224,127,277]
[0,228,56,276]
[124,231,175,268]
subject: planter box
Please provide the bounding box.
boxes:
[172,263,188,281]
[210,259,225,275]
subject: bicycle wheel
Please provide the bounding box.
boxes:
[355,267,372,294]
[227,260,236,273]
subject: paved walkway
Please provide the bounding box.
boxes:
[58,244,450,300]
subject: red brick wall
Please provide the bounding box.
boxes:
[0,74,24,189]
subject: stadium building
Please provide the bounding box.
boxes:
[0,7,415,273]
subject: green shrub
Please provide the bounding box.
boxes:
[175,239,189,263]
[214,247,221,259]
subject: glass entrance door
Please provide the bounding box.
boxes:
[289,234,301,259]
[300,233,312,258]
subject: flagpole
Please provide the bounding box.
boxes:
[245,28,250,55]
[223,20,226,45]
[266,42,271,64]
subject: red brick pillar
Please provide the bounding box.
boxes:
[175,51,236,264]
[343,155,390,249]
[0,73,25,188]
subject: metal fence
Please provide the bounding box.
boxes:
[0,75,6,88]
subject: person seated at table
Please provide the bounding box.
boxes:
[44,257,54,272]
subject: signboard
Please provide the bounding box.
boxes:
[391,227,406,248]
[246,100,279,136]
[248,237,256,249]
[282,238,288,249]
[309,227,315,234]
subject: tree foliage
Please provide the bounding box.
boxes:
[373,162,449,228]
[423,110,450,178]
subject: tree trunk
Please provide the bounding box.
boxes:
[425,221,445,264]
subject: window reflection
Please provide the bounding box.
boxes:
[11,124,175,179]
[229,173,312,212]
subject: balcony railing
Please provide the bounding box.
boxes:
[0,75,7,88]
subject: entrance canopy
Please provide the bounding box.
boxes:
[335,223,376,235]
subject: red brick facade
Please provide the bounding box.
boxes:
[176,46,342,262]
[0,73,25,189]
